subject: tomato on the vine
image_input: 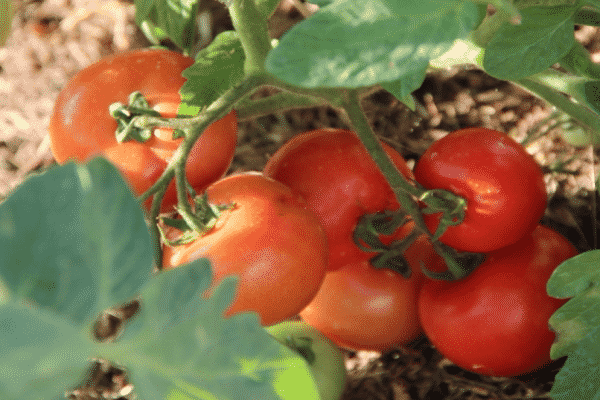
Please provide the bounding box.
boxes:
[49,49,238,212]
[299,222,446,352]
[263,128,414,270]
[418,225,578,377]
[162,172,329,326]
[413,127,546,253]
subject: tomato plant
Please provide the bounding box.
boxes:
[48,49,238,212]
[263,128,414,270]
[267,320,347,400]
[418,224,578,377]
[162,172,328,326]
[413,127,547,253]
[299,221,445,352]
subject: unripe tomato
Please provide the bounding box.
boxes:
[162,172,329,326]
[419,225,578,377]
[267,321,347,400]
[49,49,237,212]
[413,127,546,252]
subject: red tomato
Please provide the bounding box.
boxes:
[162,172,329,326]
[413,127,546,252]
[418,225,578,377]
[263,128,414,270]
[300,222,446,352]
[49,49,238,212]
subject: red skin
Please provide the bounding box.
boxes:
[263,128,414,270]
[413,127,547,252]
[300,222,447,352]
[162,172,329,327]
[49,49,237,212]
[418,225,578,377]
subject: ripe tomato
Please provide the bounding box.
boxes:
[49,49,238,212]
[263,128,414,270]
[300,222,446,352]
[418,225,578,377]
[162,172,329,326]
[413,127,546,253]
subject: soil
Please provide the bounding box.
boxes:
[1,1,598,399]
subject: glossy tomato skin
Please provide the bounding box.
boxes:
[413,127,546,252]
[49,49,237,212]
[162,172,329,326]
[263,128,414,270]
[418,225,578,377]
[300,222,446,352]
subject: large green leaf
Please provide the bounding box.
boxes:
[0,303,93,399]
[0,157,153,324]
[179,31,245,116]
[0,158,152,398]
[265,0,479,88]
[483,5,577,80]
[547,250,600,400]
[101,261,320,400]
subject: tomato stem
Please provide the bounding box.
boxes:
[339,90,473,279]
[229,0,272,75]
[516,70,600,136]
[235,91,330,120]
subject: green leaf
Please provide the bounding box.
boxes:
[0,158,153,324]
[256,0,282,18]
[380,66,427,109]
[0,303,93,399]
[102,261,320,399]
[265,0,479,88]
[0,0,12,47]
[550,335,600,400]
[179,31,245,116]
[483,5,577,80]
[546,250,600,399]
[547,251,600,357]
[134,0,200,54]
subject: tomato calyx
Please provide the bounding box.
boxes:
[282,335,317,364]
[423,244,484,281]
[110,91,185,143]
[419,188,467,241]
[160,193,235,246]
[353,210,416,278]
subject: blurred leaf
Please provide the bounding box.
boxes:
[179,31,245,116]
[0,158,153,398]
[483,5,577,80]
[0,158,152,324]
[380,67,427,110]
[134,0,200,54]
[256,0,282,18]
[547,250,600,399]
[0,303,93,399]
[102,261,320,399]
[429,38,484,69]
[266,0,479,88]
[0,0,12,46]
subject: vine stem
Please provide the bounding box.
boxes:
[339,90,469,278]
[516,71,600,134]
[229,0,271,75]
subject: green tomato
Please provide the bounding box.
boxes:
[0,0,13,46]
[267,321,346,400]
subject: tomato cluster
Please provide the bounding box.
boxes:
[48,47,577,386]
